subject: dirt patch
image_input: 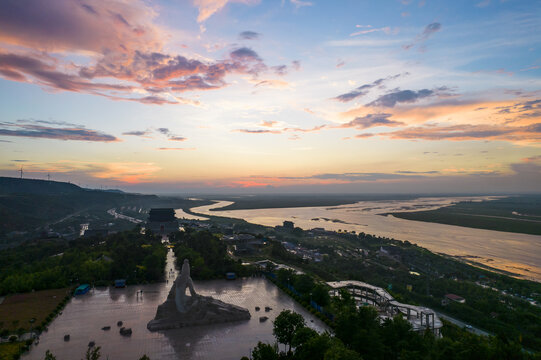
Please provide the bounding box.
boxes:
[0,288,70,331]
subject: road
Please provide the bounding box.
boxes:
[435,311,491,336]
[107,208,143,224]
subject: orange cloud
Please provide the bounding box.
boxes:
[341,98,540,127]
[3,160,161,184]
[381,123,541,144]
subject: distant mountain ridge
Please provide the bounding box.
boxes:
[0,177,123,195]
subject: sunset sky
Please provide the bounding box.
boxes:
[0,0,540,194]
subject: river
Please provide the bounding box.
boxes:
[190,197,541,282]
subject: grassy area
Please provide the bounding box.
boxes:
[0,342,24,360]
[0,288,70,332]
[390,195,541,235]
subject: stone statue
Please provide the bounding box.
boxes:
[175,259,197,313]
[147,258,250,331]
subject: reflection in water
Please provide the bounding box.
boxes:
[24,251,328,360]
[192,198,541,282]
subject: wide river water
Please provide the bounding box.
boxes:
[190,197,541,282]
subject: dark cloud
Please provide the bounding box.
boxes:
[338,113,404,129]
[353,133,375,138]
[168,76,222,92]
[509,161,541,175]
[0,120,118,142]
[134,96,178,105]
[239,31,260,40]
[80,4,98,15]
[422,22,442,37]
[122,130,149,136]
[277,172,431,181]
[496,98,541,118]
[272,65,288,76]
[112,12,130,27]
[382,122,541,142]
[334,73,407,102]
[291,60,301,71]
[396,170,440,174]
[230,47,261,62]
[148,54,204,81]
[367,87,448,107]
[403,22,442,50]
[0,53,134,93]
[122,128,187,141]
[11,159,28,162]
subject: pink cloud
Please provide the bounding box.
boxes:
[0,2,280,105]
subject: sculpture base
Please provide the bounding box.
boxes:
[147,294,251,331]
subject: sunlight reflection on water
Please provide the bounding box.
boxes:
[192,197,541,282]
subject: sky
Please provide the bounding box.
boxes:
[0,0,540,194]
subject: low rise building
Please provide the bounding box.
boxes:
[444,293,466,304]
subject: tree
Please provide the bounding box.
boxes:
[293,329,327,360]
[138,355,151,360]
[83,346,101,360]
[251,342,279,360]
[311,285,330,307]
[276,268,294,285]
[292,227,304,237]
[294,274,315,294]
[324,342,362,360]
[273,310,306,353]
[44,350,57,360]
[292,327,318,348]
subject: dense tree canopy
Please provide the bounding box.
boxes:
[0,229,167,295]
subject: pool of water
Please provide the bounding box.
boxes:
[24,252,328,360]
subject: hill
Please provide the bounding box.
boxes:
[0,177,84,195]
[0,177,156,241]
[0,177,211,246]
